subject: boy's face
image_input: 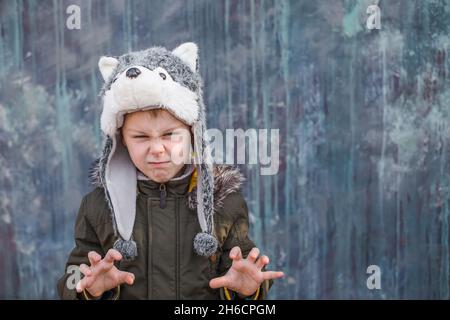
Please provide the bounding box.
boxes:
[122,109,192,183]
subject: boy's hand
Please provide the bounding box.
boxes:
[209,246,284,298]
[75,249,135,298]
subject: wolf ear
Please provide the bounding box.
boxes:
[172,42,198,73]
[98,56,119,81]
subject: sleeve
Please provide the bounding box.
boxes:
[56,196,119,300]
[215,193,274,300]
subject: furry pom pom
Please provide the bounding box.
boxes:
[193,232,218,257]
[113,238,138,261]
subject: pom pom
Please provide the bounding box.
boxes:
[193,232,218,257]
[113,238,137,261]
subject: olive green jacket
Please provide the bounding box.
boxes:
[57,165,273,300]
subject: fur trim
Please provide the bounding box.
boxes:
[187,165,246,212]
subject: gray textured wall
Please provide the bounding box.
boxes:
[0,0,449,299]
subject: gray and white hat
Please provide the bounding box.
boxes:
[91,42,217,260]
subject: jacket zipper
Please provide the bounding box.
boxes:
[147,198,153,299]
[157,184,180,298]
[159,183,167,209]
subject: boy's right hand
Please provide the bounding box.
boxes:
[75,249,135,298]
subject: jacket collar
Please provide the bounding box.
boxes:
[136,164,195,196]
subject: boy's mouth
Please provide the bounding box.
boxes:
[148,161,171,167]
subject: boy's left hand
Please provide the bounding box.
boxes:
[209,246,284,298]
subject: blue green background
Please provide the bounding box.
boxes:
[0,0,449,299]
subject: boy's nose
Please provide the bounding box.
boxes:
[126,67,141,78]
[149,141,166,155]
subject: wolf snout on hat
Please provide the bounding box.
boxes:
[91,42,217,260]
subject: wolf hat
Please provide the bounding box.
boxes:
[93,42,217,260]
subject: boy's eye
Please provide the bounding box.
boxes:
[133,135,147,139]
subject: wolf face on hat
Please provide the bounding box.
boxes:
[91,42,217,260]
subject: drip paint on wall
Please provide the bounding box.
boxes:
[0,0,449,299]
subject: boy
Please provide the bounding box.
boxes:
[57,42,284,299]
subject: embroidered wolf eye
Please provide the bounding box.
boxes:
[159,73,166,80]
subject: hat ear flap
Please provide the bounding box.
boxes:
[191,119,217,257]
